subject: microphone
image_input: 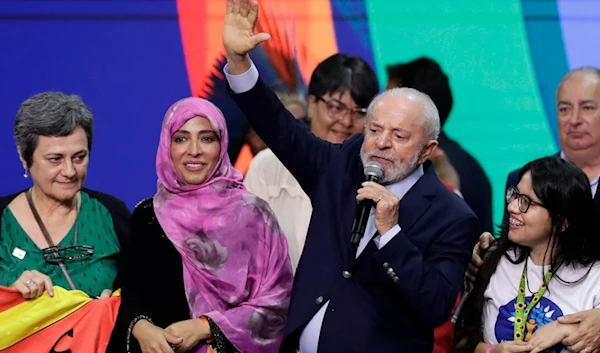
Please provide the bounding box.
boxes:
[350,161,384,247]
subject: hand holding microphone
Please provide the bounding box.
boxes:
[351,162,400,246]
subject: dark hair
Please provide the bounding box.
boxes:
[453,156,600,353]
[386,57,453,125]
[308,53,379,109]
[14,91,94,168]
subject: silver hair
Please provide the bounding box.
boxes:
[557,66,600,95]
[366,87,440,141]
[14,91,94,167]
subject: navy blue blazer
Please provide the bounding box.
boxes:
[229,77,480,353]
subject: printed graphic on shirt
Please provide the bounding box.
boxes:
[495,296,564,352]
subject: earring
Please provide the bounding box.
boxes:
[23,169,29,179]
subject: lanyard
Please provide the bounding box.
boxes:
[513,260,554,341]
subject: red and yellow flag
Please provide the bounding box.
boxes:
[0,286,120,352]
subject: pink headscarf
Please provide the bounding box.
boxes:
[153,97,293,353]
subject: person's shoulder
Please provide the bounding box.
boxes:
[428,176,478,227]
[133,197,154,214]
[128,197,157,227]
[586,261,600,282]
[507,168,520,183]
[341,133,364,150]
[83,188,131,217]
[553,260,600,287]
[240,192,279,219]
[573,260,600,276]
[252,148,277,163]
[0,190,25,212]
[437,183,475,214]
[490,247,523,277]
[505,153,560,187]
[248,148,280,172]
[246,148,296,186]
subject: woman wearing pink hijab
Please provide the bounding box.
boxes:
[108,97,293,353]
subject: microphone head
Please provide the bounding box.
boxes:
[364,161,384,180]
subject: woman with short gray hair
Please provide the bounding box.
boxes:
[0,91,130,299]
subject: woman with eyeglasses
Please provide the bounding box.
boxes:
[453,156,600,353]
[108,97,293,353]
[0,92,130,299]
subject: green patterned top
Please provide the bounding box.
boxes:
[0,191,120,297]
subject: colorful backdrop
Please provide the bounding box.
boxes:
[0,0,598,226]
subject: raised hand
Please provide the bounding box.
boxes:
[222,0,271,69]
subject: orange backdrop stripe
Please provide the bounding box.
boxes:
[177,0,338,97]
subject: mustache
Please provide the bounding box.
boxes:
[363,150,397,163]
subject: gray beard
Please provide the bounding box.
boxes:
[360,143,422,185]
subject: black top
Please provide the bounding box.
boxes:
[107,198,235,353]
[0,187,131,289]
[439,131,493,233]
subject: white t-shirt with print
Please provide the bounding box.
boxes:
[482,250,600,353]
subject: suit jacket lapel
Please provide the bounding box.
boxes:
[396,161,437,234]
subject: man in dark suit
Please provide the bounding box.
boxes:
[221,1,479,352]
[386,57,493,233]
[468,66,600,353]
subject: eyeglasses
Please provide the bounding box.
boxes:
[506,187,544,213]
[318,97,367,122]
[42,245,94,264]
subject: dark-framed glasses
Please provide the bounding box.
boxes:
[506,187,544,213]
[42,245,94,264]
[318,97,367,122]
